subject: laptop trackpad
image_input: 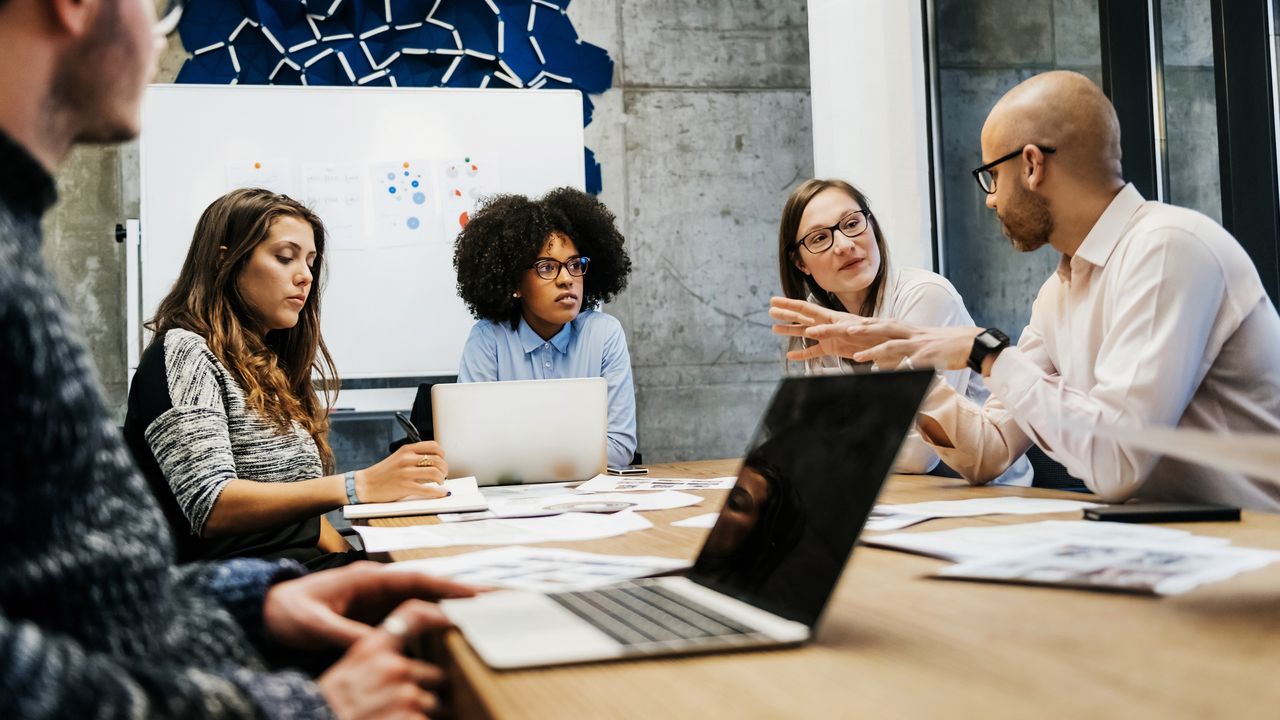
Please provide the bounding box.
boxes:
[442,591,624,668]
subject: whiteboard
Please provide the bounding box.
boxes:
[136,84,585,382]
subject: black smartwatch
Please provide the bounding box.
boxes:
[968,328,1011,374]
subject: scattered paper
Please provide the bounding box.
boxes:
[385,545,689,592]
[864,520,1231,563]
[671,513,720,529]
[936,540,1280,596]
[440,489,702,523]
[575,474,738,494]
[481,482,579,500]
[343,477,486,520]
[875,496,1101,521]
[864,511,934,532]
[353,509,653,553]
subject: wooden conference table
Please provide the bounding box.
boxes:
[369,460,1280,719]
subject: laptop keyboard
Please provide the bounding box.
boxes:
[548,578,768,651]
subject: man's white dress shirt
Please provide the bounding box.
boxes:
[920,184,1280,511]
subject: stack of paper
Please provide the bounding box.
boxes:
[440,489,703,523]
[385,546,690,592]
[936,541,1280,596]
[352,509,653,553]
[574,474,738,493]
[864,520,1229,563]
[863,519,1279,596]
[866,496,1102,531]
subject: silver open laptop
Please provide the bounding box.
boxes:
[432,377,608,486]
[440,370,935,669]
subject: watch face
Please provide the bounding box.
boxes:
[977,332,1001,350]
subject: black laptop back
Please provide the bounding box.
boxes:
[689,370,934,629]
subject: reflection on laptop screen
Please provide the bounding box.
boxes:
[689,371,933,629]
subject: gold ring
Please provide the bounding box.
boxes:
[416,455,434,467]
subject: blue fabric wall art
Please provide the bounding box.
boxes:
[175,0,612,193]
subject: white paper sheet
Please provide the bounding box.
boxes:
[936,540,1280,595]
[343,477,486,520]
[370,158,438,246]
[385,545,689,591]
[481,482,579,500]
[575,474,738,493]
[225,158,293,195]
[875,496,1101,520]
[353,509,654,553]
[439,489,703,523]
[864,520,1230,563]
[863,511,934,532]
[671,512,720,529]
[438,153,499,239]
[300,162,364,250]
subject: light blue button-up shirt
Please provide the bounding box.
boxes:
[457,309,638,468]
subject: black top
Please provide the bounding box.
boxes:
[124,337,327,565]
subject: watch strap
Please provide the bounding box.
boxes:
[344,470,361,505]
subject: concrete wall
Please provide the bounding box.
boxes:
[41,3,811,469]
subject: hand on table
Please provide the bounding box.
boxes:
[317,599,451,720]
[263,561,477,650]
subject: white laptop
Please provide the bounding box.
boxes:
[440,371,935,669]
[432,377,608,486]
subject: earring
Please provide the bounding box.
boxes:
[512,291,521,298]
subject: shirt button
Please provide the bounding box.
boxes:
[544,362,551,368]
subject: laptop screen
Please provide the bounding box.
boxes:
[688,370,934,629]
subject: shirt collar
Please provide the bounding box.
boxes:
[0,129,59,222]
[517,314,576,355]
[1071,183,1145,269]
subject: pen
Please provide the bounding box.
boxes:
[394,411,421,443]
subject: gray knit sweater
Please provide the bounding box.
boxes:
[0,130,333,718]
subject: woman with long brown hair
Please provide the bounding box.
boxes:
[773,178,1032,485]
[124,188,448,568]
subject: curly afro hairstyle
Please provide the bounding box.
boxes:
[453,186,632,327]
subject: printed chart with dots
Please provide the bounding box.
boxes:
[439,153,500,241]
[372,159,438,247]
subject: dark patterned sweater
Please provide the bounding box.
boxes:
[0,130,333,718]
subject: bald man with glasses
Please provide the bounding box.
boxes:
[772,71,1280,512]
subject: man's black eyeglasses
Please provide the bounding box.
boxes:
[530,256,590,280]
[971,145,1056,194]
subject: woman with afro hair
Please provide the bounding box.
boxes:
[453,187,638,467]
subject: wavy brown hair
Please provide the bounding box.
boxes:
[777,178,890,318]
[146,188,338,470]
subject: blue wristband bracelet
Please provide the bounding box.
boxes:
[345,470,360,505]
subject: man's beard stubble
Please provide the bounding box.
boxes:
[999,185,1053,253]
